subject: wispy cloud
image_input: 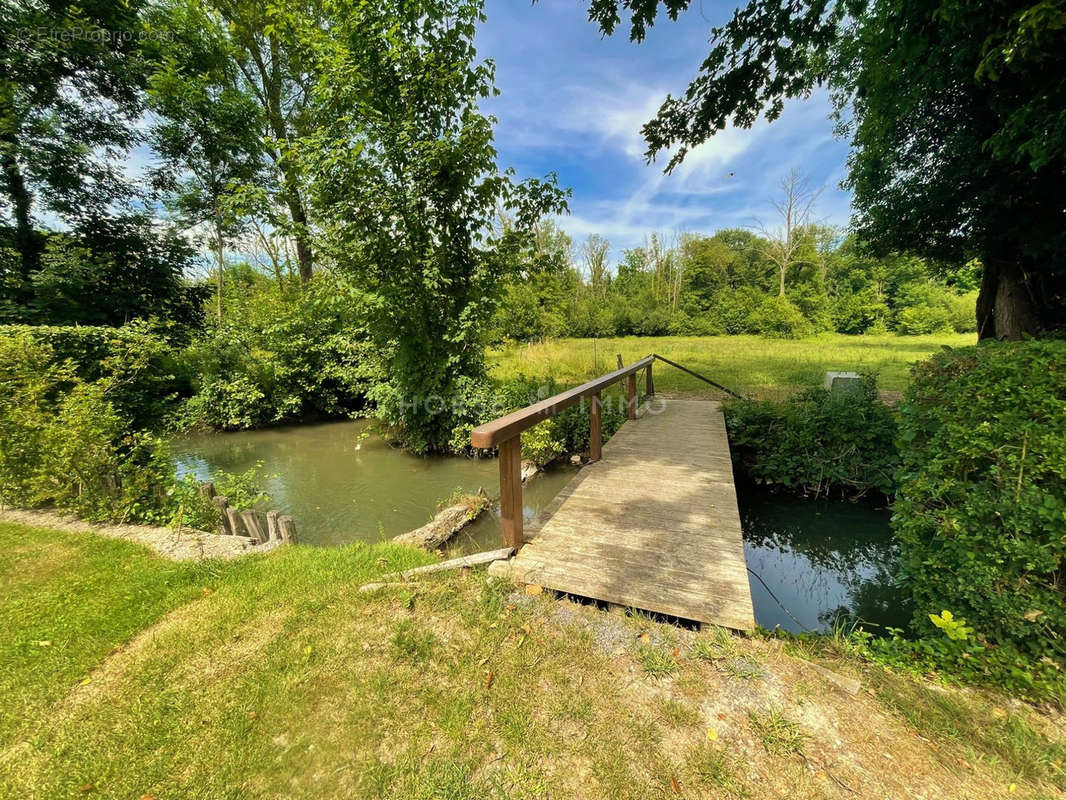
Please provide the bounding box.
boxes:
[479,0,853,255]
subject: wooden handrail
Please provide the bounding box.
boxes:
[470,356,654,448]
[473,352,738,550]
[471,355,654,548]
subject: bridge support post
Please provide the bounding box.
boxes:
[626,373,637,420]
[645,362,654,396]
[590,392,602,461]
[498,436,523,549]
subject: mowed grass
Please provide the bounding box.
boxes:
[2,521,1063,799]
[488,333,974,398]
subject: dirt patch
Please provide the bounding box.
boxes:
[0,508,282,561]
[528,591,1062,799]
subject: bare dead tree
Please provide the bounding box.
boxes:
[581,234,611,299]
[756,170,824,296]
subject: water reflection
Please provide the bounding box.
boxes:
[171,419,576,548]
[738,484,909,634]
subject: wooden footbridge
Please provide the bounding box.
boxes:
[471,356,755,631]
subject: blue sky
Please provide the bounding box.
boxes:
[476,0,853,256]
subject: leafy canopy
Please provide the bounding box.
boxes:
[296,0,568,451]
[584,0,1066,337]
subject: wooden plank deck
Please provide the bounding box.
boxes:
[499,399,755,630]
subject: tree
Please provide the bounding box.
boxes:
[581,234,612,299]
[756,170,823,297]
[584,0,1066,339]
[10,214,208,330]
[146,0,266,321]
[297,0,568,451]
[145,0,319,283]
[0,0,147,286]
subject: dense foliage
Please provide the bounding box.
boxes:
[0,322,187,430]
[491,224,977,342]
[181,268,378,430]
[0,332,176,523]
[725,376,899,497]
[0,327,266,527]
[0,219,209,329]
[298,0,567,452]
[586,0,1066,339]
[890,341,1066,694]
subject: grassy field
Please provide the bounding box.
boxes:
[488,333,974,398]
[2,521,1063,799]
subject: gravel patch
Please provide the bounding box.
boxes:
[0,508,282,561]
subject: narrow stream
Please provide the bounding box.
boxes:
[172,419,576,548]
[737,483,909,634]
[174,421,907,632]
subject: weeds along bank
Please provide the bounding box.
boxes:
[0,325,268,530]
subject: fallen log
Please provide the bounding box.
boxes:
[358,547,515,592]
[395,547,514,579]
[393,494,489,550]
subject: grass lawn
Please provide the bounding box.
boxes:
[3,521,1064,799]
[488,333,974,398]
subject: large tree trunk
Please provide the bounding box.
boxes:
[977,257,1038,340]
[1,138,37,281]
[283,184,314,283]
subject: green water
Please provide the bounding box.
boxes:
[174,422,906,632]
[738,484,909,634]
[172,419,577,548]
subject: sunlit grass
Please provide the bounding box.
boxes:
[2,520,1061,798]
[488,333,973,398]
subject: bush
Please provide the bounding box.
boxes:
[0,333,176,522]
[746,296,812,339]
[831,290,889,334]
[893,341,1066,693]
[711,287,763,334]
[448,376,628,459]
[725,375,899,497]
[895,304,953,335]
[182,270,378,430]
[0,322,185,430]
[0,331,269,527]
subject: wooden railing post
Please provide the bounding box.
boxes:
[590,392,602,462]
[626,373,637,420]
[498,436,523,549]
[645,362,654,396]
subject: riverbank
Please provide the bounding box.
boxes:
[0,508,280,560]
[2,520,1062,798]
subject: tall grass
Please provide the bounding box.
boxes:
[488,333,972,398]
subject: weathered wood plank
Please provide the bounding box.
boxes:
[506,399,755,630]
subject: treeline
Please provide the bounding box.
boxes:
[1,0,566,453]
[492,223,979,342]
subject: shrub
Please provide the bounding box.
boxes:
[450,376,628,459]
[0,332,270,527]
[0,322,185,430]
[896,304,953,335]
[182,270,378,430]
[725,375,899,497]
[831,290,889,334]
[520,422,565,467]
[712,287,763,334]
[0,334,176,522]
[893,341,1066,692]
[746,296,812,339]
